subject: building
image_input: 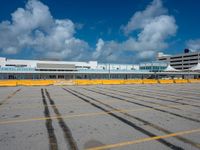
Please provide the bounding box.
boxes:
[157,50,200,70]
[139,62,167,72]
[0,57,199,79]
[0,57,141,79]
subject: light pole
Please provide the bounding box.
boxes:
[108,63,110,79]
[108,52,112,79]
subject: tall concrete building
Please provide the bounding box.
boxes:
[157,50,200,70]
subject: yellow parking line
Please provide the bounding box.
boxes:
[0,108,150,125]
[0,93,70,99]
[1,96,198,111]
[0,105,190,125]
[0,100,119,110]
[86,128,200,150]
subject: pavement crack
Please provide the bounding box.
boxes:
[0,88,21,106]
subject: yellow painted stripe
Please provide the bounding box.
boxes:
[86,128,200,150]
[0,100,120,110]
[0,105,190,125]
[0,93,70,99]
[0,108,152,125]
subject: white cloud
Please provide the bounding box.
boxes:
[122,0,167,35]
[136,51,155,60]
[2,46,18,54]
[92,38,104,59]
[136,15,177,50]
[0,0,177,63]
[0,0,90,60]
[93,0,177,63]
[11,0,53,32]
[186,39,200,51]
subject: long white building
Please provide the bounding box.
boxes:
[0,57,199,79]
[0,57,141,79]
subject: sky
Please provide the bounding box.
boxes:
[0,0,200,63]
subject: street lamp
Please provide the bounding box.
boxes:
[108,63,110,79]
[107,52,112,79]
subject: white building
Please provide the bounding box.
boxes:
[0,57,140,79]
[0,57,199,79]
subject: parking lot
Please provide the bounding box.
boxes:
[0,84,200,150]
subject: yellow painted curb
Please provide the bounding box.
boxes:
[0,79,198,86]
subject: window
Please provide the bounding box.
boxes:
[159,58,167,61]
[170,60,182,63]
[58,75,64,79]
[171,56,182,59]
[183,54,198,58]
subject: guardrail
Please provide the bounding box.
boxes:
[0,79,200,86]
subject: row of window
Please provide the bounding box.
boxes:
[0,67,143,72]
[171,64,182,66]
[171,63,198,67]
[170,55,200,60]
[170,59,198,64]
[170,54,199,59]
[140,66,166,70]
[158,58,167,61]
[170,56,182,59]
[0,67,34,71]
[184,58,198,61]
[183,54,198,58]
[35,69,76,72]
[170,60,182,63]
[0,74,154,80]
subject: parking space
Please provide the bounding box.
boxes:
[0,84,200,150]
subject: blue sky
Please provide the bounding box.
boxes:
[0,0,200,63]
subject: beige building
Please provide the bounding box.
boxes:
[157,50,200,70]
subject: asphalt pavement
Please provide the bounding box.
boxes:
[0,83,200,150]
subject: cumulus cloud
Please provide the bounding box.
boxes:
[93,38,104,59]
[0,0,90,60]
[93,0,177,63]
[0,0,177,63]
[186,39,200,51]
[122,0,167,35]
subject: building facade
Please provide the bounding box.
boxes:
[0,57,199,79]
[157,50,200,70]
[0,57,142,79]
[139,62,167,72]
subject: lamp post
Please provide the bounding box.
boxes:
[108,63,110,79]
[108,52,112,79]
